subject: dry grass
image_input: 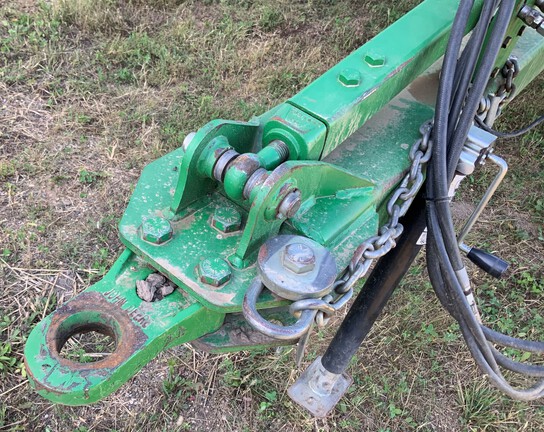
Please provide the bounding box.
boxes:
[1,0,543,431]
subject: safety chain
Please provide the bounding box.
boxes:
[477,57,519,124]
[289,120,434,329]
[497,57,519,102]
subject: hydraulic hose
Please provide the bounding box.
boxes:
[426,0,544,400]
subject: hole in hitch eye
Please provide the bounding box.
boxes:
[54,311,120,363]
[60,328,116,363]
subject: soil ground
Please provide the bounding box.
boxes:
[1,1,544,431]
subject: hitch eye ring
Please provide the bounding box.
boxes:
[49,310,121,365]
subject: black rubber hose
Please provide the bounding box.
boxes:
[425,0,544,400]
[475,114,544,138]
[448,0,497,139]
[446,0,516,182]
[482,326,544,353]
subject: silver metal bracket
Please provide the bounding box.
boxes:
[287,356,353,417]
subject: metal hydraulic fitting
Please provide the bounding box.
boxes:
[519,5,544,36]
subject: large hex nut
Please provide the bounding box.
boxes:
[364,51,386,68]
[212,206,242,233]
[199,257,232,287]
[141,216,173,245]
[282,243,316,274]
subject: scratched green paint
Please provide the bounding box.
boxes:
[24,250,224,405]
[288,0,484,157]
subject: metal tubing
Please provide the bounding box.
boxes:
[457,154,508,247]
[321,192,427,375]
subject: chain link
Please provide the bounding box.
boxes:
[289,120,434,329]
[497,57,519,101]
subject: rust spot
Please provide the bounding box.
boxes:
[229,153,260,176]
[213,147,228,158]
[45,291,147,371]
[264,164,290,186]
[258,242,270,263]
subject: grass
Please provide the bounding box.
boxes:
[1,0,543,431]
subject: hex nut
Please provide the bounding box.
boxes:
[338,68,362,87]
[199,257,232,287]
[364,51,386,67]
[212,206,242,233]
[282,243,316,274]
[141,216,173,244]
[277,189,302,219]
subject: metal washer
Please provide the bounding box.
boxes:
[257,235,337,301]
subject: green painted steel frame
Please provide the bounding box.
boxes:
[24,0,544,405]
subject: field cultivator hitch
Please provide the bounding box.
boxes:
[24,0,544,415]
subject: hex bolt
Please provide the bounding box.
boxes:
[277,189,302,219]
[282,243,316,274]
[182,131,197,151]
[212,206,242,233]
[364,51,386,68]
[338,68,362,87]
[141,216,173,245]
[199,257,232,287]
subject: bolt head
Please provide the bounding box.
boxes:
[364,52,385,68]
[282,243,316,274]
[199,257,232,286]
[338,68,361,87]
[212,206,242,233]
[141,216,173,244]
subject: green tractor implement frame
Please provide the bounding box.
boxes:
[24,0,544,409]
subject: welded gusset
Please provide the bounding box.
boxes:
[24,250,224,405]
